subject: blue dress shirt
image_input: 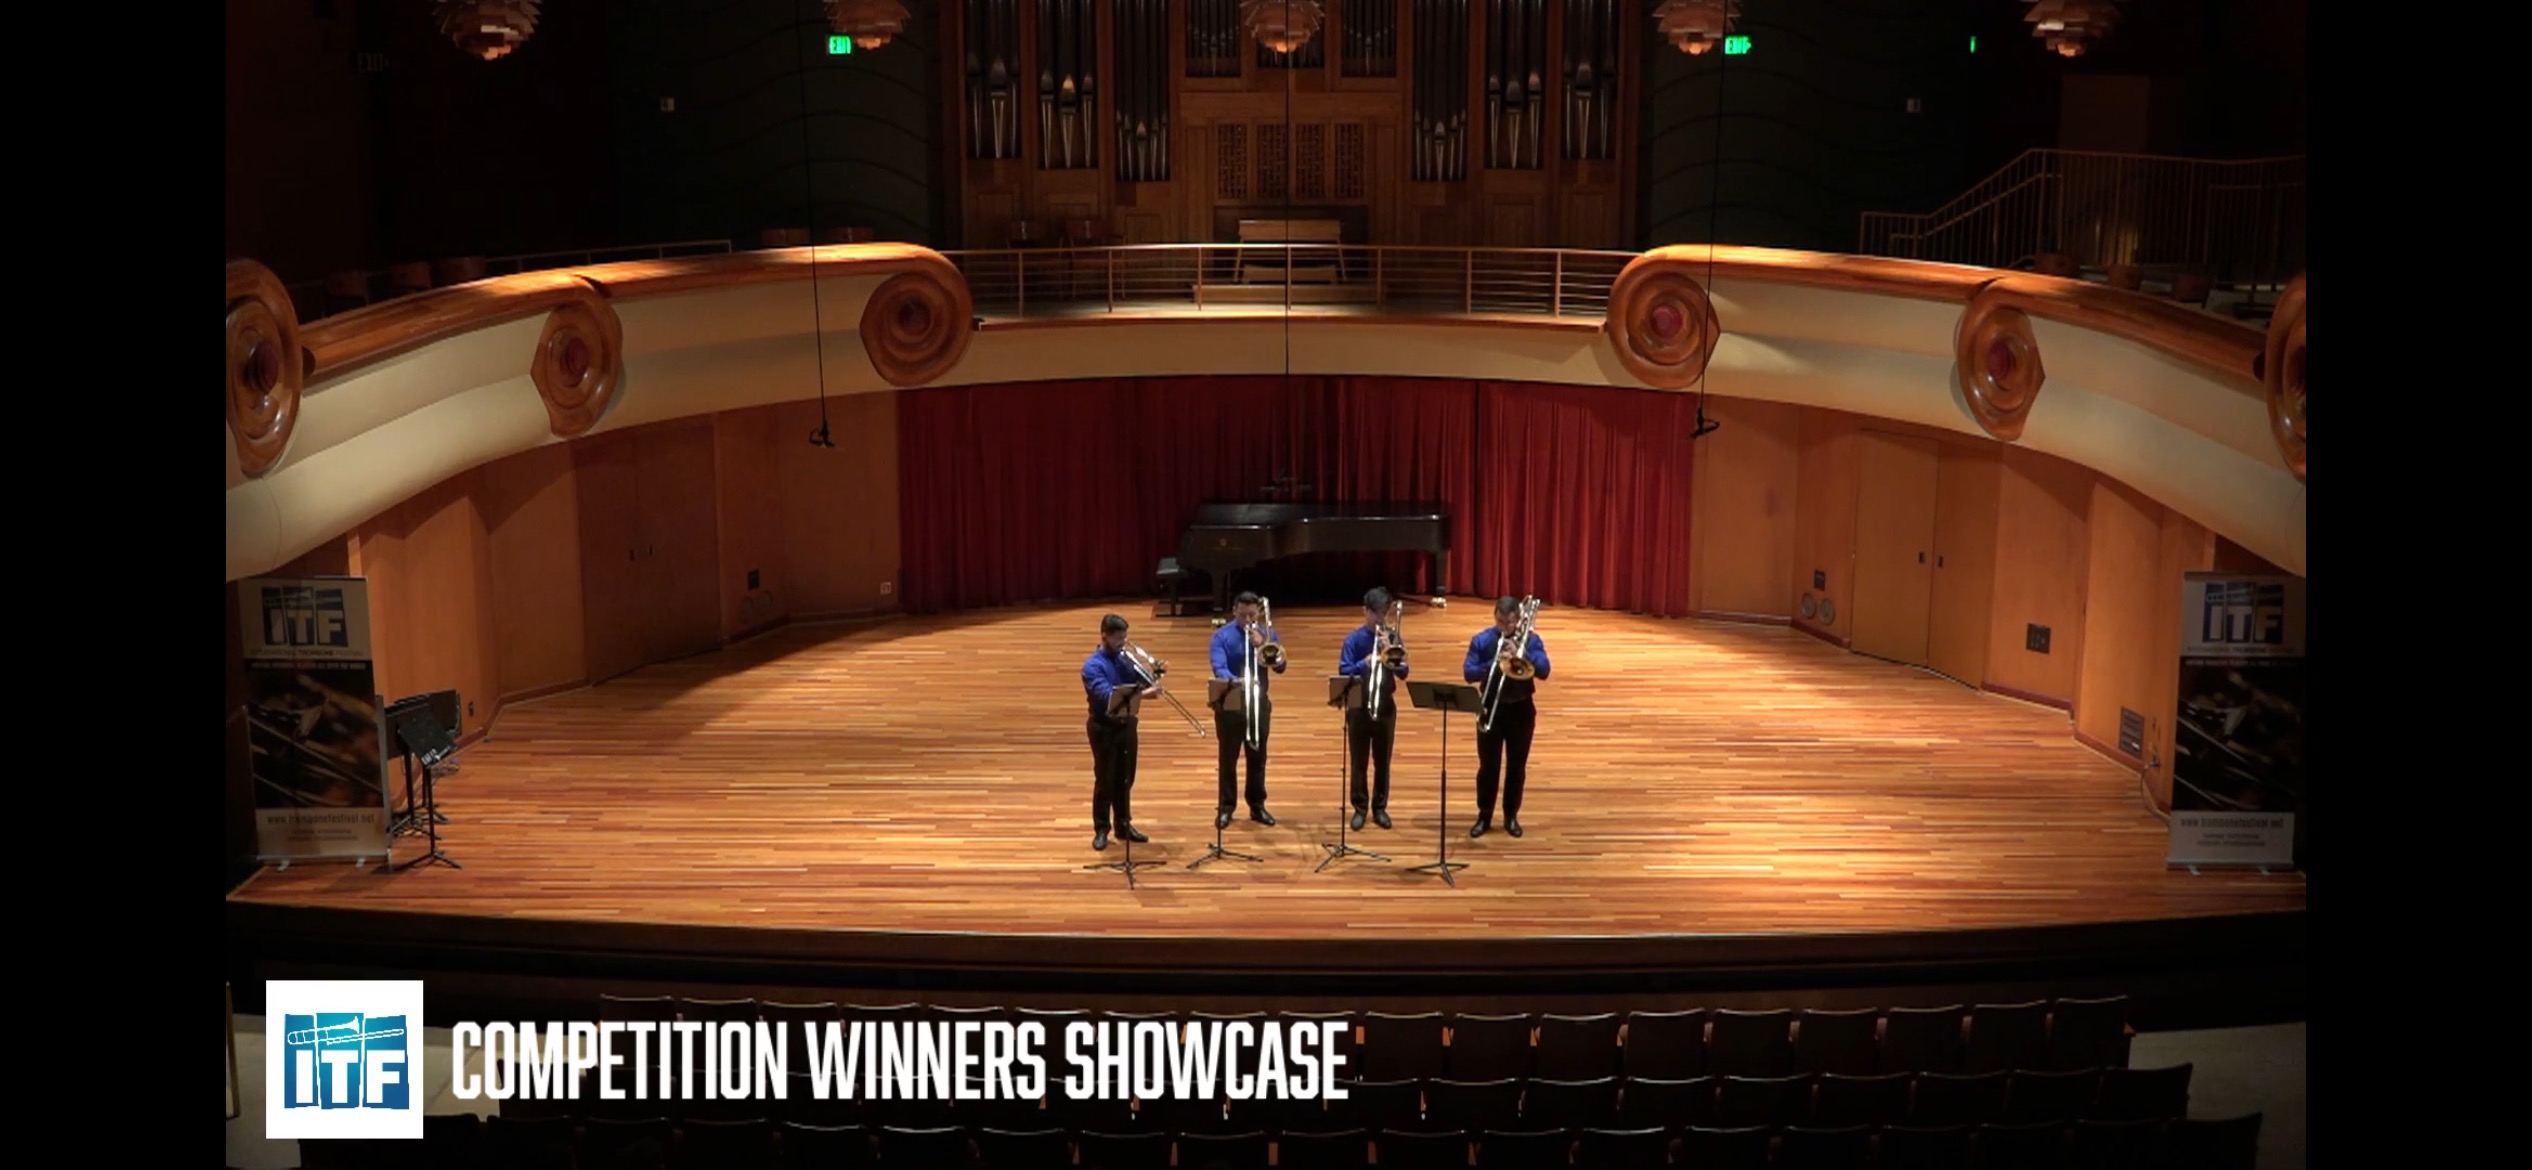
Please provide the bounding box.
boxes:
[1082,646,1145,718]
[1211,621,1287,691]
[1339,624,1412,707]
[1464,628,1551,702]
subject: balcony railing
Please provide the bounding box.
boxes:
[943,244,1638,322]
[1859,150,2305,292]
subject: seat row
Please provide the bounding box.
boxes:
[591,996,2137,1079]
[540,1066,2193,1133]
[297,1112,2262,1170]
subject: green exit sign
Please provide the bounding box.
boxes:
[828,35,853,55]
[1969,35,1979,53]
[1723,35,1751,56]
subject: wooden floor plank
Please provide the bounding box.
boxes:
[228,603,2305,939]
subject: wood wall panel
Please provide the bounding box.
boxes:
[1928,443,2002,687]
[276,541,352,577]
[482,444,586,701]
[714,409,787,642]
[575,432,647,685]
[1985,446,2094,708]
[1850,431,1941,666]
[1792,409,1863,644]
[778,395,903,616]
[578,422,725,682]
[2074,478,2165,768]
[226,577,253,869]
[2146,511,2219,810]
[1688,398,1800,620]
[351,471,499,731]
[642,422,724,665]
[2213,537,2287,575]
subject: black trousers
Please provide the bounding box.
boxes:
[1473,700,1537,819]
[1347,707,1398,811]
[1214,696,1272,812]
[1087,715,1138,832]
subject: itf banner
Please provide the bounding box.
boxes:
[240,577,390,863]
[2167,573,2306,868]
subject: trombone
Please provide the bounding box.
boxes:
[1481,596,1543,734]
[1123,640,1209,736]
[1244,597,1283,750]
[1366,597,1408,719]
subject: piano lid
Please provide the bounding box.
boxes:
[1188,501,1452,526]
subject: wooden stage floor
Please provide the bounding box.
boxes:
[229,603,2305,971]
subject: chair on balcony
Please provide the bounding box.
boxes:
[1060,217,1115,302]
[434,256,488,286]
[388,261,434,298]
[325,270,372,316]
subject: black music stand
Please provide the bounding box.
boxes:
[1189,679,1265,869]
[1404,681,1480,887]
[386,707,460,872]
[1082,686,1163,888]
[1316,674,1390,872]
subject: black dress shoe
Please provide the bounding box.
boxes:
[1117,825,1149,844]
[1469,817,1491,839]
[1506,818,1523,838]
[1216,810,1234,830]
[1093,832,1110,851]
[1373,808,1393,830]
[1250,808,1277,827]
[1351,810,1367,831]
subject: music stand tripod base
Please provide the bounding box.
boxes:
[1316,673,1390,872]
[1189,678,1267,869]
[1083,838,1163,887]
[386,750,460,872]
[1187,797,1264,869]
[1405,680,1482,888]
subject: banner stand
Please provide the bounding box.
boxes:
[241,576,392,866]
[2166,572,2306,871]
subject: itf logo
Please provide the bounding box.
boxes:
[261,584,351,649]
[2199,581,2286,646]
[265,980,425,1140]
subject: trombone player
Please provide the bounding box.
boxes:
[1080,613,1151,851]
[1465,596,1550,839]
[1209,591,1285,828]
[1339,586,1410,830]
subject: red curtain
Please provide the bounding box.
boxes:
[898,377,1300,613]
[1472,382,1698,617]
[899,377,1694,617]
[1289,377,1481,600]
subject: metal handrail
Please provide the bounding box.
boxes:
[942,242,1638,323]
[1859,150,2305,291]
[1853,148,2309,292]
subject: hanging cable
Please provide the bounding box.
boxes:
[1690,22,1724,440]
[1284,25,1298,499]
[797,0,836,448]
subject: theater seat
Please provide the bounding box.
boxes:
[2169,1112,2261,1170]
[1475,1128,1574,1168]
[1619,1009,1707,1078]
[1535,1013,1623,1079]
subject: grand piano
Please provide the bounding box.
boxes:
[1172,502,1452,615]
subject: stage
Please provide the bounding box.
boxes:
[225,603,2306,1014]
